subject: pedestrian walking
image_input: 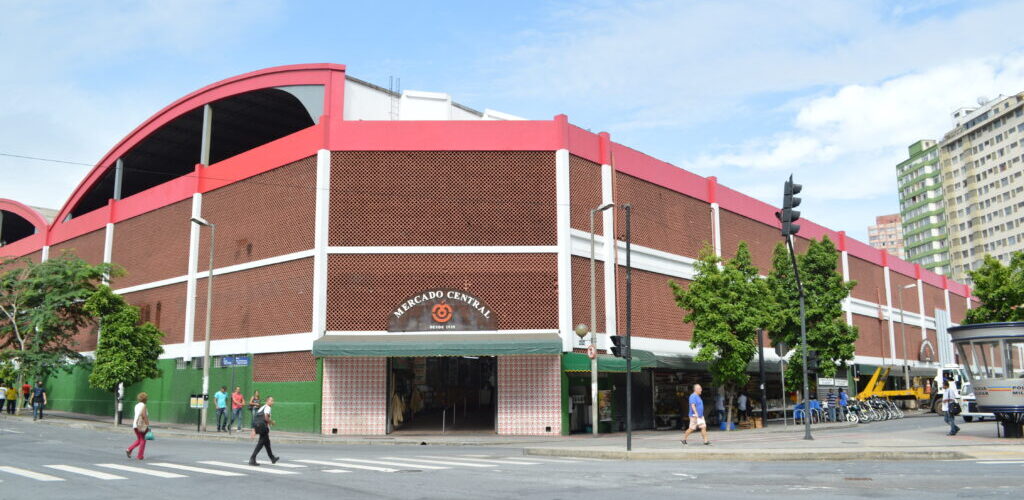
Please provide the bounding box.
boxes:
[248,390,261,426]
[126,392,150,460]
[5,384,16,415]
[0,382,7,412]
[228,387,245,431]
[249,397,279,466]
[737,392,749,421]
[681,384,710,446]
[31,381,46,420]
[942,380,960,436]
[21,382,31,409]
[214,386,228,432]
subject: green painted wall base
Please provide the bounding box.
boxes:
[45,357,322,434]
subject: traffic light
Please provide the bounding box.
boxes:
[777,174,802,237]
[807,349,819,371]
[609,335,628,358]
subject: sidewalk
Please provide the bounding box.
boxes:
[9,409,1023,461]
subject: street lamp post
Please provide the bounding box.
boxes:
[899,283,917,392]
[191,216,215,432]
[589,203,615,437]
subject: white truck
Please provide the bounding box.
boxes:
[929,364,994,422]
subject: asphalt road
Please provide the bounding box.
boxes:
[1,416,1021,499]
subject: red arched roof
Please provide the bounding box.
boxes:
[0,198,50,231]
[53,63,347,225]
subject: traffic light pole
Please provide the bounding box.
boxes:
[786,234,813,441]
[623,204,633,452]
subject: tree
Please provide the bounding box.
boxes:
[0,253,117,382]
[965,252,1024,324]
[768,236,858,391]
[85,285,164,423]
[670,242,772,430]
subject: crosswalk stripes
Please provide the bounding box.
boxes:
[0,466,64,482]
[44,465,126,481]
[418,455,540,465]
[382,457,495,468]
[295,459,399,473]
[332,458,449,470]
[198,461,299,475]
[497,456,580,464]
[148,463,246,477]
[322,469,352,473]
[95,463,187,478]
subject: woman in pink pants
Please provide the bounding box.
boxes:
[126,392,150,460]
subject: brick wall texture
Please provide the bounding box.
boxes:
[111,199,191,288]
[329,151,556,247]
[50,230,105,265]
[326,253,557,331]
[254,351,317,382]
[571,256,605,335]
[615,173,713,258]
[570,155,603,235]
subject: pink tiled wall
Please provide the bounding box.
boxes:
[322,357,387,435]
[497,355,562,435]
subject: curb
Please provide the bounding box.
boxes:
[522,447,971,461]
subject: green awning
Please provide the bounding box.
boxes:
[312,333,563,357]
[562,350,657,373]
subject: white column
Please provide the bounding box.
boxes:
[41,246,49,262]
[916,279,926,339]
[965,295,972,310]
[710,202,722,258]
[841,250,853,326]
[101,222,115,288]
[311,149,331,337]
[183,193,203,362]
[601,163,616,341]
[943,288,951,319]
[883,267,897,364]
[556,149,573,351]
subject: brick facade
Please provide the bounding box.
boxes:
[254,351,318,382]
[111,199,191,288]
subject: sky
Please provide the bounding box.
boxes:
[3,0,1024,241]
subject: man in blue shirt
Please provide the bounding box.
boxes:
[838,388,849,422]
[681,384,710,446]
[214,386,229,432]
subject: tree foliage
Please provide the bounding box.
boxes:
[964,252,1024,324]
[0,253,118,381]
[768,236,858,390]
[84,285,164,393]
[670,242,773,427]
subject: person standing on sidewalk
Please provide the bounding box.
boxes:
[714,391,725,425]
[5,385,16,415]
[0,383,8,414]
[213,386,228,432]
[942,380,960,436]
[248,390,261,426]
[249,397,279,466]
[826,389,838,422]
[838,388,849,422]
[228,387,245,432]
[126,392,150,460]
[21,382,31,409]
[681,384,710,446]
[31,381,46,420]
[737,392,748,421]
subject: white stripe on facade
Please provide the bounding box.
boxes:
[916,278,926,339]
[326,245,557,254]
[113,249,315,295]
[710,202,722,258]
[41,245,49,262]
[312,149,331,337]
[102,222,114,280]
[184,193,203,362]
[883,266,897,364]
[156,331,317,360]
[841,250,853,326]
[601,162,617,340]
[555,148,573,351]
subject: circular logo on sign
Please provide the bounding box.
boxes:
[431,302,453,323]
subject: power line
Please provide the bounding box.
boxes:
[0,152,93,167]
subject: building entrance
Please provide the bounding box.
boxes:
[387,356,497,433]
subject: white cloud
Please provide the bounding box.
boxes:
[0,1,281,210]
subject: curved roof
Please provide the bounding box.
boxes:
[0,198,51,230]
[53,63,346,225]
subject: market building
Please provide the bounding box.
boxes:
[0,64,977,435]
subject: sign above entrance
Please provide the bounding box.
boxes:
[388,289,497,332]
